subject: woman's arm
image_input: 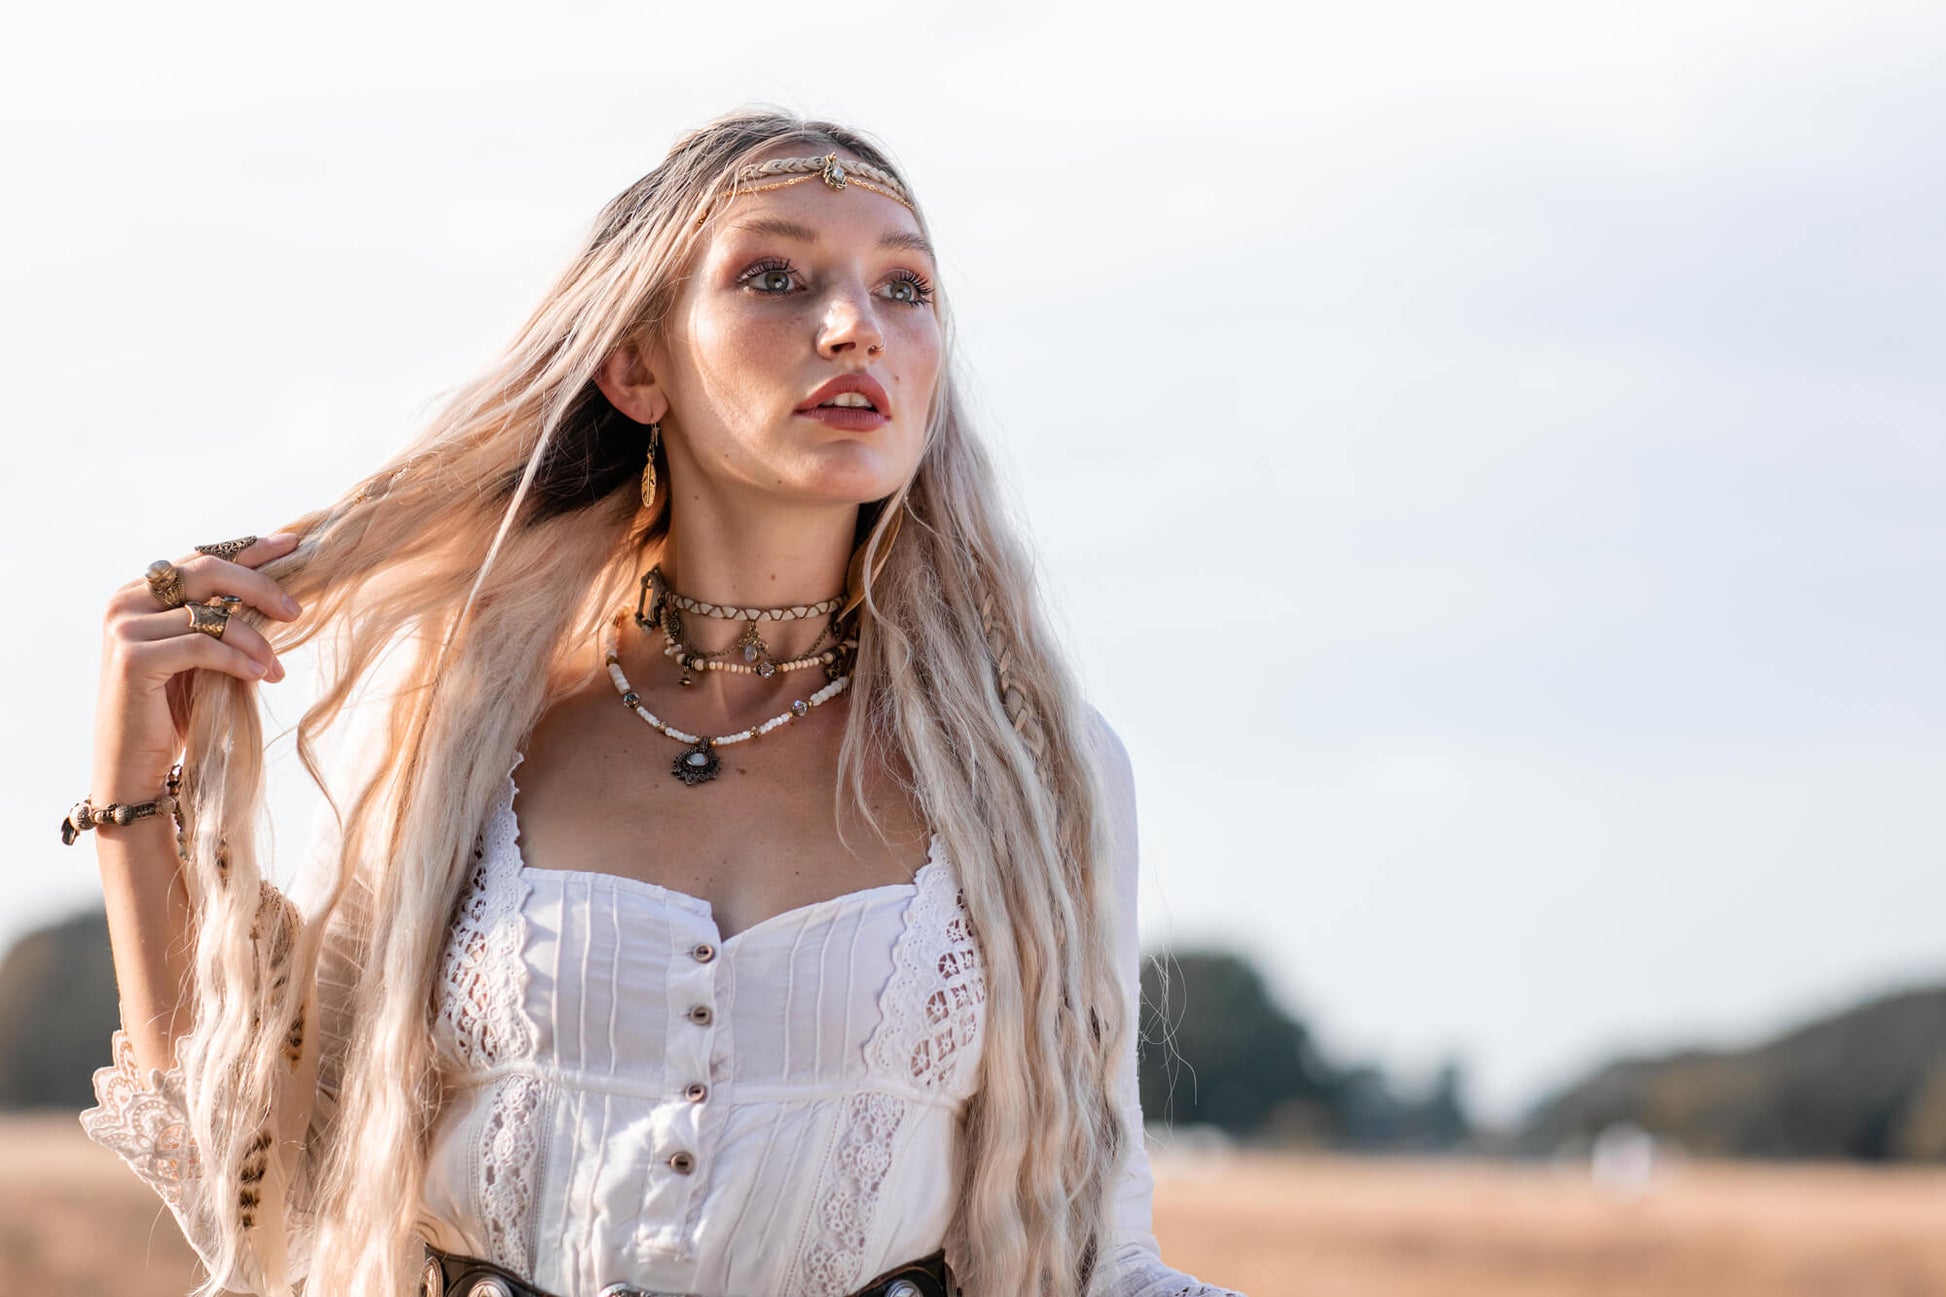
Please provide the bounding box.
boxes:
[88,534,300,1077]
[81,827,371,1291]
[1088,709,1248,1297]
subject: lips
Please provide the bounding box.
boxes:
[797,373,891,417]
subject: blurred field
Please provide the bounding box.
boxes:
[6,1113,1945,1296]
[1148,1145,1946,1297]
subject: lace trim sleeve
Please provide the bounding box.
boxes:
[80,1021,334,1294]
[1089,707,1251,1297]
[80,1026,206,1206]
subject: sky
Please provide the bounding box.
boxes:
[2,0,1941,1126]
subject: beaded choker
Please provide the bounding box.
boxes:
[635,566,855,686]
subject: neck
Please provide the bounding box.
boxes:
[632,493,857,708]
[658,504,855,644]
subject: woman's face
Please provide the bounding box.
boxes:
[638,150,943,510]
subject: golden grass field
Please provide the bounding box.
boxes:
[5,1113,1944,1296]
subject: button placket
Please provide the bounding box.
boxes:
[662,996,710,1179]
[646,914,720,1258]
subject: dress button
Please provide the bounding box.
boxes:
[464,1279,513,1297]
[684,1082,707,1102]
[691,941,716,963]
[687,1003,713,1026]
[669,1150,696,1174]
[886,1282,924,1297]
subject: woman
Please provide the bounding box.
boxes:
[73,108,1243,1297]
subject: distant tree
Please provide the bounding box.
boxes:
[1332,1056,1473,1151]
[0,908,121,1108]
[1891,1062,1946,1161]
[1136,947,1339,1138]
[1518,984,1946,1162]
[1425,1058,1469,1142]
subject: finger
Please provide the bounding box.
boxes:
[166,553,303,622]
[123,607,283,680]
[122,623,273,685]
[107,533,302,620]
[182,532,300,572]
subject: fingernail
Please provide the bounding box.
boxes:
[282,596,302,616]
[250,661,268,677]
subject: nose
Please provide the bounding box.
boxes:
[816,281,886,360]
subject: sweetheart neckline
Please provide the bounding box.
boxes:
[493,762,942,948]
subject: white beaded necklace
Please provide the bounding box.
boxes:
[601,616,849,786]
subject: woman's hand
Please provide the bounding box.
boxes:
[92,533,304,802]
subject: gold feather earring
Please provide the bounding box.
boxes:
[640,421,663,510]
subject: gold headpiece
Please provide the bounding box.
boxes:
[699,152,917,227]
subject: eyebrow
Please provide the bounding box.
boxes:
[726,216,936,262]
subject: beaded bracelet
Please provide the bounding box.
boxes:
[61,765,183,846]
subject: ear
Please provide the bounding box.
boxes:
[593,335,668,425]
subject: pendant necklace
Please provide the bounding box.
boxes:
[601,614,849,786]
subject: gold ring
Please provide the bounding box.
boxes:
[145,559,187,609]
[186,596,239,641]
[194,536,258,562]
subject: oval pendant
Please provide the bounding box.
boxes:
[672,742,721,786]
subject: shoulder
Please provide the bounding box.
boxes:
[1080,703,1133,782]
[1079,703,1139,866]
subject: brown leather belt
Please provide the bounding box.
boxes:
[421,1243,952,1297]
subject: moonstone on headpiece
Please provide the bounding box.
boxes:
[700,152,917,225]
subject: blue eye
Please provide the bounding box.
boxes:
[737,257,799,294]
[884,270,935,308]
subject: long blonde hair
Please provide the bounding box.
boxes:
[171,106,1130,1296]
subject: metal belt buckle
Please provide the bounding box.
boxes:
[423,1254,521,1297]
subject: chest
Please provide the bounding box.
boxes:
[511,672,931,943]
[437,765,988,1097]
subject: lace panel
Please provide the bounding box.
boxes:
[79,1028,205,1206]
[436,773,533,1068]
[795,1091,910,1297]
[862,852,987,1094]
[476,1073,544,1275]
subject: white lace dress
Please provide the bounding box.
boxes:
[80,714,1242,1297]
